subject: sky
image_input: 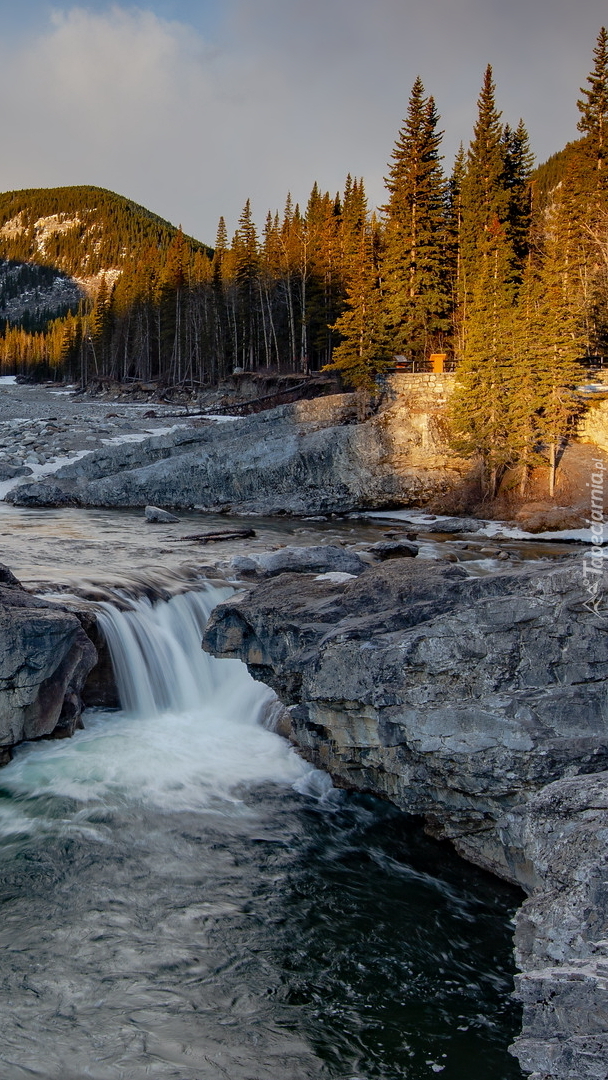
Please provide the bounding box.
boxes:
[0,0,607,244]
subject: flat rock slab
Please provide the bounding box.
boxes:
[219,544,369,578]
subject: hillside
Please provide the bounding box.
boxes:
[0,185,211,288]
[531,137,594,206]
[0,185,213,334]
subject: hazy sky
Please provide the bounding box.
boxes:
[0,0,606,244]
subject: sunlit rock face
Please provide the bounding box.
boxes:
[0,565,97,757]
[8,383,470,514]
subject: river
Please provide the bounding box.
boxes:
[0,567,526,1079]
[0,377,558,1078]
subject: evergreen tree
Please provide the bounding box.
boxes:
[534,184,587,494]
[325,212,390,391]
[451,66,521,497]
[233,200,260,370]
[382,77,450,362]
[448,143,466,354]
[577,26,608,187]
[503,119,535,267]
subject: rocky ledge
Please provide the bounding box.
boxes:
[6,391,468,514]
[203,556,608,1079]
[0,564,97,761]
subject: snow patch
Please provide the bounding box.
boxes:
[366,509,596,544]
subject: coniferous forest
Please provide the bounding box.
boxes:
[2,30,608,491]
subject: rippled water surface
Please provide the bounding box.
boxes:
[0,762,522,1080]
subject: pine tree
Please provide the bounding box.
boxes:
[534,184,586,494]
[233,200,260,370]
[382,77,450,362]
[503,119,534,267]
[578,26,608,188]
[451,66,521,497]
[324,212,390,391]
[448,143,466,354]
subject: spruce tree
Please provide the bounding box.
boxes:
[233,200,260,370]
[325,213,391,391]
[578,26,608,188]
[382,77,450,362]
[448,143,466,355]
[451,66,521,497]
[503,119,534,268]
[534,184,586,494]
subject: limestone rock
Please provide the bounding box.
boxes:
[202,556,608,1079]
[501,773,608,1078]
[203,556,608,874]
[6,480,78,507]
[220,544,369,579]
[0,463,32,480]
[12,391,469,515]
[0,566,97,756]
[366,538,419,559]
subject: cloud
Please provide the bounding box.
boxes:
[0,7,224,235]
[0,1,607,243]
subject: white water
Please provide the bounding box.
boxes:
[1,584,326,831]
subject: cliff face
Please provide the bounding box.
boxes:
[203,559,608,880]
[0,565,97,760]
[202,556,608,1080]
[8,379,470,514]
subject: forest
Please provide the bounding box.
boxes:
[1,30,608,494]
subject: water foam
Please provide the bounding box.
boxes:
[0,583,326,832]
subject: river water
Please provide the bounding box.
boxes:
[0,570,525,1080]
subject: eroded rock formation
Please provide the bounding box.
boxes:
[0,564,97,760]
[203,556,608,1080]
[7,384,469,514]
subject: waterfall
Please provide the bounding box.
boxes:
[95,584,238,717]
[1,582,325,820]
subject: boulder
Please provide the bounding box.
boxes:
[0,463,32,480]
[420,516,486,533]
[220,544,369,579]
[144,504,180,523]
[6,481,78,507]
[366,538,419,559]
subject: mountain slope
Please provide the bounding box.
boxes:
[0,185,211,282]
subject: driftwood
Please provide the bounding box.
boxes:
[172,528,256,544]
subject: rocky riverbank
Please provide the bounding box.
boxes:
[202,553,608,1080]
[1,542,607,1076]
[0,563,96,757]
[5,381,470,514]
[1,374,607,1077]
